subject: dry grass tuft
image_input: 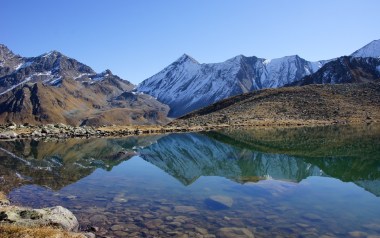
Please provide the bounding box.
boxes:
[0,192,7,201]
[0,224,86,238]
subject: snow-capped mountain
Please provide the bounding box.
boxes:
[351,39,380,58]
[138,39,380,118]
[0,45,135,94]
[137,54,325,117]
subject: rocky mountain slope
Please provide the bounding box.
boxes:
[0,45,169,126]
[170,82,380,127]
[137,39,380,117]
[289,56,380,86]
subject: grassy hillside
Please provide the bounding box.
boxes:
[171,82,380,127]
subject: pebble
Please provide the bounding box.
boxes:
[125,223,140,230]
[144,219,164,229]
[110,224,125,231]
[89,214,107,224]
[348,231,368,237]
[174,205,197,213]
[195,227,208,235]
[217,227,255,238]
[113,231,129,237]
[302,213,322,221]
[363,223,380,231]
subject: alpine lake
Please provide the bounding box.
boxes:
[1,124,380,238]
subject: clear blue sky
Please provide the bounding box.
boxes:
[1,0,379,84]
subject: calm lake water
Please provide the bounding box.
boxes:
[1,124,380,237]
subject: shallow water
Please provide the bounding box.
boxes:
[1,124,380,237]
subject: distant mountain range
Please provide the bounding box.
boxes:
[137,40,380,117]
[0,45,169,126]
[0,40,379,125]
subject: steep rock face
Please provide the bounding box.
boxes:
[0,45,169,125]
[0,44,24,78]
[351,39,380,58]
[0,49,135,95]
[0,79,169,126]
[138,54,323,117]
[290,56,380,86]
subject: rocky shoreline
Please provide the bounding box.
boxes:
[0,119,358,140]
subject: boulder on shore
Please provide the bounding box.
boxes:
[0,205,79,232]
[0,131,18,139]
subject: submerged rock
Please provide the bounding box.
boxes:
[348,231,368,237]
[174,205,197,213]
[217,227,255,238]
[205,195,234,209]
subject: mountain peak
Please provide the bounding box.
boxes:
[102,69,113,75]
[0,44,9,50]
[227,54,246,61]
[0,44,16,58]
[175,54,199,64]
[351,39,380,58]
[42,50,65,58]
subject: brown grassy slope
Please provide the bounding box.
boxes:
[171,83,380,127]
[0,79,169,126]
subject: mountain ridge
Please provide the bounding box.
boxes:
[0,44,170,126]
[137,39,380,118]
[137,53,324,117]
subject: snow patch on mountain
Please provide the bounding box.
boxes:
[0,76,33,96]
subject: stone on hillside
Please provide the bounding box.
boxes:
[55,123,67,128]
[74,127,87,135]
[7,122,17,130]
[32,129,43,137]
[205,195,234,209]
[217,227,254,238]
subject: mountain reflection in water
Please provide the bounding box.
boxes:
[0,124,379,196]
